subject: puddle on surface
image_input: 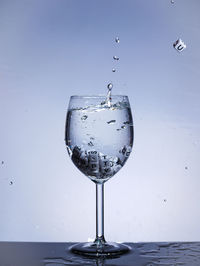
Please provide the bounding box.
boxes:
[137,242,200,265]
[43,242,200,266]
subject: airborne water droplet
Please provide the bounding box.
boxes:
[9,181,13,185]
[113,56,119,61]
[107,83,113,90]
[112,68,116,72]
[171,0,174,3]
[115,37,120,43]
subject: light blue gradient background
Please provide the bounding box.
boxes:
[0,0,200,242]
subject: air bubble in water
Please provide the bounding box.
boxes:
[112,68,116,72]
[81,115,88,121]
[107,83,113,90]
[107,120,116,124]
[88,141,94,146]
[115,37,120,43]
[113,56,119,61]
[123,121,130,125]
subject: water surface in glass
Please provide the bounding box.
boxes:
[65,95,133,183]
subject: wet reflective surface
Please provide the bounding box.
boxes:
[0,242,200,265]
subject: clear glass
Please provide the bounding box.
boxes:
[65,95,134,257]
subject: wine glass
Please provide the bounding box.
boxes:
[65,95,134,257]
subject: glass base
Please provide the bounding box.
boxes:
[69,241,131,258]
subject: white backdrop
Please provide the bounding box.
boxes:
[0,0,200,242]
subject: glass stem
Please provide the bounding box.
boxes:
[95,183,106,246]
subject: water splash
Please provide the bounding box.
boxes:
[106,83,113,107]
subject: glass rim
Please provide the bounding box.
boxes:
[70,95,129,99]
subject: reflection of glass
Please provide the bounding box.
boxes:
[44,256,106,266]
[65,95,134,257]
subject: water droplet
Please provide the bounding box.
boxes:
[115,37,120,43]
[9,181,13,185]
[113,56,119,60]
[81,115,88,121]
[121,125,126,129]
[164,199,167,202]
[112,68,116,72]
[107,120,116,124]
[185,166,188,170]
[1,161,4,164]
[107,83,113,90]
[171,0,174,3]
